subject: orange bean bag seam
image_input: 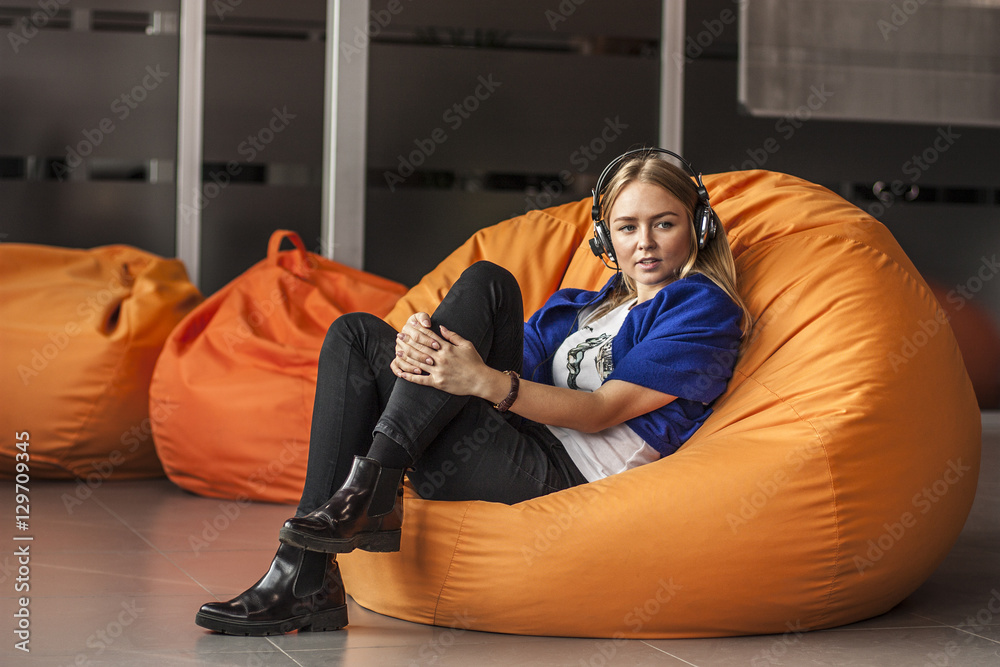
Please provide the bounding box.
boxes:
[431,500,474,625]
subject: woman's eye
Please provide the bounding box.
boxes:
[657,221,674,228]
[616,224,635,233]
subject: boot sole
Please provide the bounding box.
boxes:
[279,526,401,554]
[195,605,348,636]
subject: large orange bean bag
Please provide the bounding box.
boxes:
[150,231,407,504]
[0,244,202,480]
[339,170,981,637]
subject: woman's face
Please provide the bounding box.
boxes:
[608,181,693,303]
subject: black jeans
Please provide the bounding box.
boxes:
[296,261,587,515]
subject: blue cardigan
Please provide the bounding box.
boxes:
[523,273,743,457]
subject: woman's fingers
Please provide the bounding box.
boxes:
[396,333,435,366]
[391,355,424,378]
[392,350,428,375]
[392,352,438,386]
[408,311,432,328]
[399,319,449,360]
[438,325,467,346]
[399,325,440,352]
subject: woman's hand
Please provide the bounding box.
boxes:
[391,318,492,397]
[393,312,437,372]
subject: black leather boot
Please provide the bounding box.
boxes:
[195,543,348,635]
[279,456,405,553]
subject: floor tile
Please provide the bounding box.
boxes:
[25,549,207,598]
[171,548,288,599]
[283,636,690,666]
[647,625,1000,667]
[1,414,996,665]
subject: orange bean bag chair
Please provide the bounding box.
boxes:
[0,243,202,481]
[339,170,981,637]
[150,231,407,504]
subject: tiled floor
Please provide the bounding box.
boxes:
[3,416,999,666]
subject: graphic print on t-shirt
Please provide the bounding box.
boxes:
[565,334,612,390]
[594,338,614,380]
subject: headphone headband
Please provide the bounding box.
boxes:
[591,148,709,221]
[589,147,718,267]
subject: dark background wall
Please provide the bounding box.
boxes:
[2,0,998,322]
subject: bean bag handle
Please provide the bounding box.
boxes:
[267,229,312,280]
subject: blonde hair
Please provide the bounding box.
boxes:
[589,152,753,344]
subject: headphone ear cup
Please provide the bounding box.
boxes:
[707,209,719,245]
[694,206,718,250]
[594,220,615,262]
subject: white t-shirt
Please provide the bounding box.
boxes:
[545,300,660,482]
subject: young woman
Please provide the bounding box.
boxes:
[195,148,752,636]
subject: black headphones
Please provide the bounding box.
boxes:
[590,147,719,268]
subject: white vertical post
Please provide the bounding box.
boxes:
[321,0,369,267]
[176,0,205,286]
[660,0,685,153]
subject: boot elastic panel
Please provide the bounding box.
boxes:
[292,549,329,598]
[367,465,405,517]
